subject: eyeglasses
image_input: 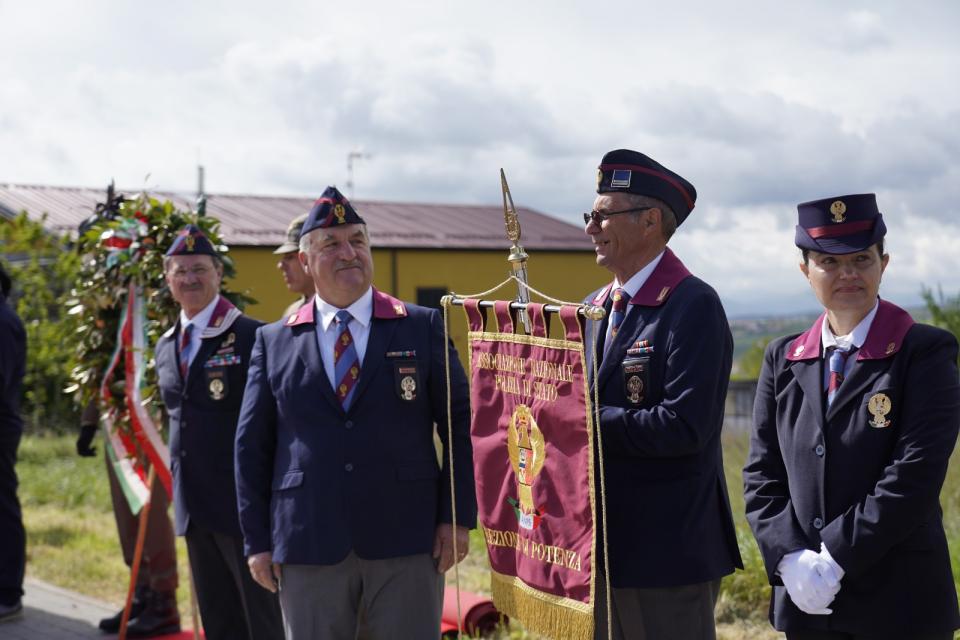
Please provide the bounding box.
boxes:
[582,206,654,225]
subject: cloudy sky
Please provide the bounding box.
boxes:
[2,0,958,315]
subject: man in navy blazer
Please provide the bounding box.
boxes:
[583,150,742,640]
[235,186,475,639]
[156,225,283,640]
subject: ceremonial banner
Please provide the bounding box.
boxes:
[465,300,595,640]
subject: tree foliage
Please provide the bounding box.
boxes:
[0,212,80,431]
[922,286,960,366]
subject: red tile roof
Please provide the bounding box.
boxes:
[0,183,589,251]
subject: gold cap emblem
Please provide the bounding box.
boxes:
[334,204,346,223]
[830,200,847,223]
[597,169,603,187]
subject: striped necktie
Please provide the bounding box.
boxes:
[179,324,193,380]
[609,287,628,337]
[826,347,852,407]
[333,310,360,410]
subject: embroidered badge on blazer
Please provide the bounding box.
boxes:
[205,369,228,401]
[394,360,419,401]
[867,392,892,428]
[622,357,649,405]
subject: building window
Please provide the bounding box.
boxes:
[417,287,447,310]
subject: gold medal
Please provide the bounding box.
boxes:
[867,392,891,428]
[209,378,225,401]
[401,375,416,401]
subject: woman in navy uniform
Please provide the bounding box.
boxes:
[744,194,960,639]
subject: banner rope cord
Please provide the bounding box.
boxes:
[591,325,613,640]
[441,297,465,636]
[449,275,588,309]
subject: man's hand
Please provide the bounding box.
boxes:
[433,523,470,574]
[778,549,841,615]
[247,551,281,593]
[76,424,97,457]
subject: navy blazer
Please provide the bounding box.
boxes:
[744,300,960,636]
[235,289,476,565]
[156,297,263,537]
[585,249,742,588]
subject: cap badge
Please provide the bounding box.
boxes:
[794,344,805,357]
[867,392,892,428]
[596,169,603,188]
[830,200,847,223]
[334,204,346,224]
[185,235,196,251]
[610,169,632,189]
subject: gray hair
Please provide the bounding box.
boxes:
[622,193,677,241]
[299,224,370,253]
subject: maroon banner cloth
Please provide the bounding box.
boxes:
[465,301,595,637]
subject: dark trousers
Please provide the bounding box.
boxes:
[594,575,721,640]
[0,430,24,606]
[185,524,283,640]
[786,631,954,640]
[105,452,178,593]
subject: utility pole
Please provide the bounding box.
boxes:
[345,150,371,199]
[196,165,207,216]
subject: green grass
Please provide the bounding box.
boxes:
[16,432,960,638]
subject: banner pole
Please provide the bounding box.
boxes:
[119,464,155,640]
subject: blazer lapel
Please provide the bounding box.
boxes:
[825,358,884,422]
[295,322,342,413]
[596,306,647,393]
[791,358,826,430]
[348,317,399,408]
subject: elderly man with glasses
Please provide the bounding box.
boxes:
[583,149,742,640]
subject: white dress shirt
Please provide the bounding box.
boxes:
[820,298,879,385]
[179,294,220,368]
[605,250,665,344]
[315,288,374,388]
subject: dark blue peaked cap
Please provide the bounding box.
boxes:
[165,224,218,257]
[795,193,886,254]
[597,149,697,225]
[299,186,365,239]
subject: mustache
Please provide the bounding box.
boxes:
[335,260,363,270]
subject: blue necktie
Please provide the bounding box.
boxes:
[179,324,193,380]
[333,310,360,410]
[826,347,851,407]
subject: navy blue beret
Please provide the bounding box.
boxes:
[299,186,365,239]
[795,193,886,254]
[597,149,697,226]
[165,224,217,257]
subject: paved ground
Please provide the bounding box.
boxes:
[0,578,198,640]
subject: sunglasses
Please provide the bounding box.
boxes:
[582,206,654,225]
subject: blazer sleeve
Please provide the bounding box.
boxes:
[597,287,733,457]
[743,338,811,583]
[427,309,477,529]
[819,329,960,579]
[235,327,278,556]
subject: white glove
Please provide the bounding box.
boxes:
[818,542,845,581]
[777,548,841,615]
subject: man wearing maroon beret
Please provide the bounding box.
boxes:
[584,149,742,639]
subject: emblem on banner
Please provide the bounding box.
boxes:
[507,404,546,530]
[867,392,892,428]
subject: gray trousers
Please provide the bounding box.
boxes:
[278,552,443,640]
[594,577,721,640]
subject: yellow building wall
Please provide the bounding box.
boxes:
[227,246,610,365]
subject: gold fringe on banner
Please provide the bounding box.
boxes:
[491,570,594,640]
